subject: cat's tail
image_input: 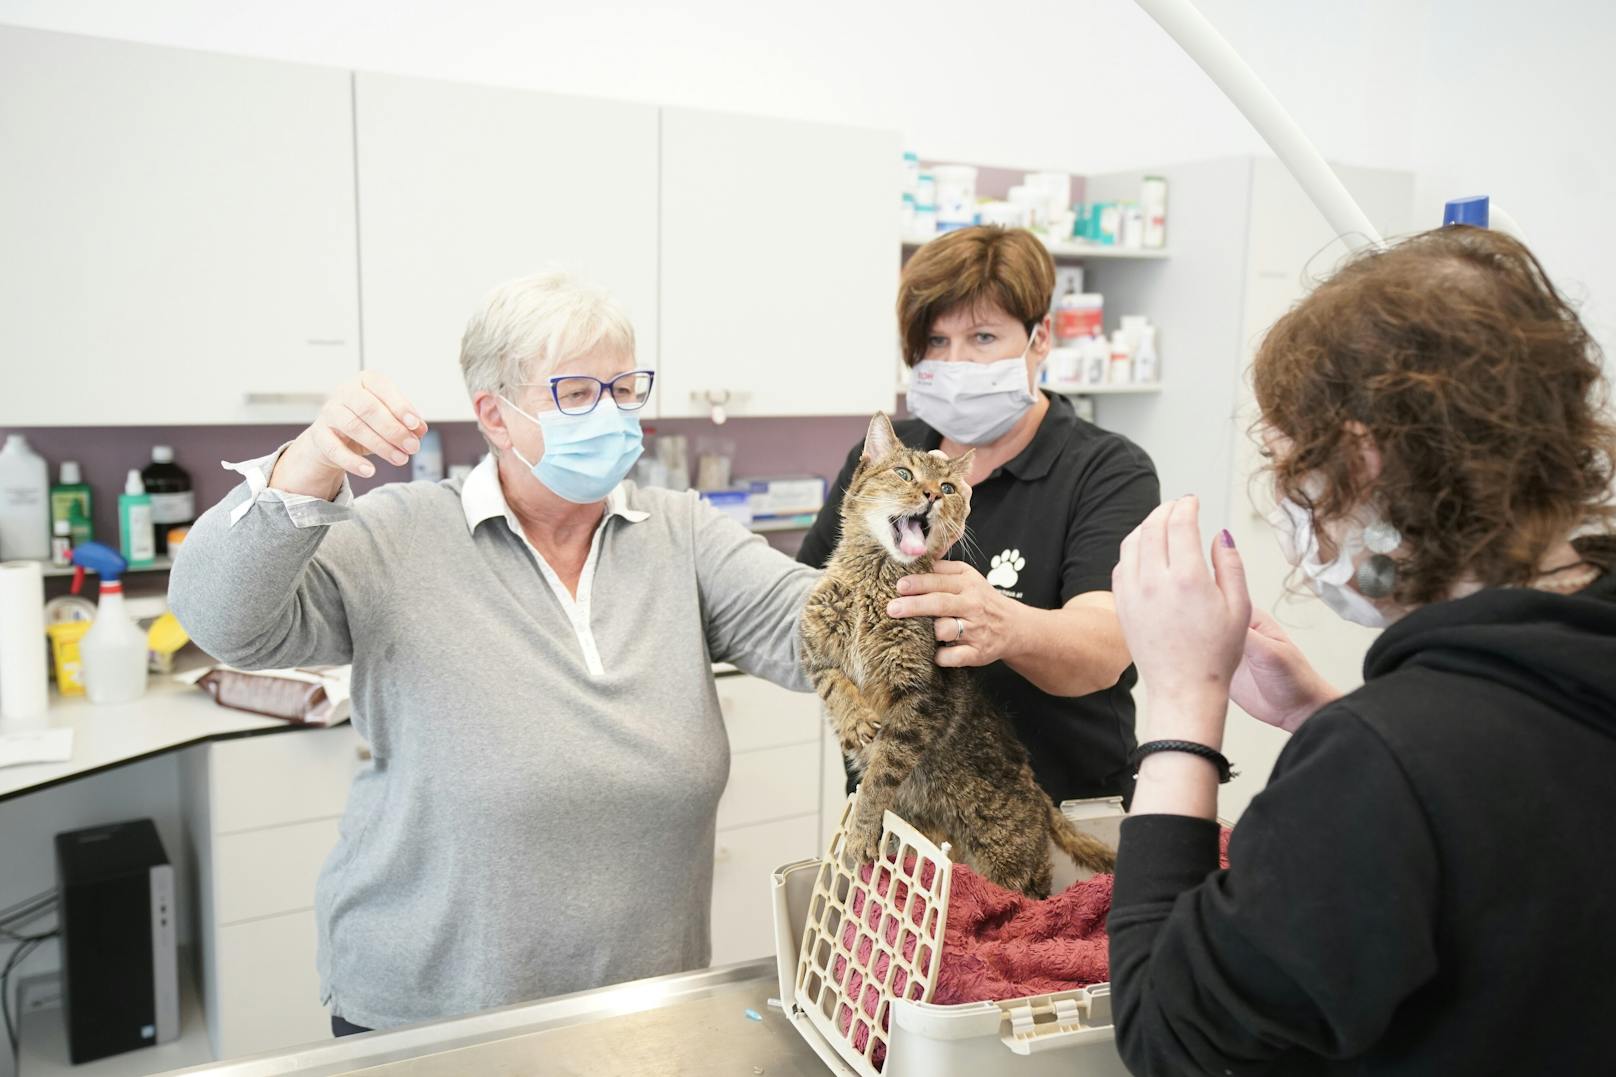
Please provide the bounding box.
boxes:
[1049,804,1117,874]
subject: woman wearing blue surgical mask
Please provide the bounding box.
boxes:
[170,271,821,1037]
[799,226,1162,804]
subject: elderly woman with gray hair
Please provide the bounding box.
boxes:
[170,272,819,1036]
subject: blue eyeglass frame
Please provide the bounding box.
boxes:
[517,369,657,416]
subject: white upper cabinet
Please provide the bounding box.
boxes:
[658,108,900,420]
[0,33,897,427]
[353,73,661,422]
[0,27,360,427]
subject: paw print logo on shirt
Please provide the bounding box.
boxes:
[987,549,1026,590]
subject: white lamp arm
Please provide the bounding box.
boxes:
[1134,0,1386,253]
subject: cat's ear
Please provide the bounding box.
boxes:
[952,448,976,476]
[861,412,899,463]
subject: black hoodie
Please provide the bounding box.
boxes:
[1108,552,1616,1076]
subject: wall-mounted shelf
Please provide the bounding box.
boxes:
[40,555,175,578]
[902,235,1169,262]
[1045,382,1163,396]
[1042,239,1169,262]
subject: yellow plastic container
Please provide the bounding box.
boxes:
[47,619,93,696]
[146,612,190,674]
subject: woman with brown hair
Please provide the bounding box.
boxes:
[798,225,1160,802]
[1106,225,1616,1074]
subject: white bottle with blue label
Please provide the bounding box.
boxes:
[0,434,50,560]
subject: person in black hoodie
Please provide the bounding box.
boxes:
[1104,225,1616,1076]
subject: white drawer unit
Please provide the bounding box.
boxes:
[211,910,332,1059]
[717,742,821,831]
[711,814,822,967]
[181,728,364,1061]
[212,818,341,926]
[708,673,837,969]
[717,673,824,754]
[207,727,363,834]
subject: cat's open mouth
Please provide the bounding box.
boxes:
[890,509,932,558]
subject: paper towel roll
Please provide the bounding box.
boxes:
[0,560,49,729]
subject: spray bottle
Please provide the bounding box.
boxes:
[71,542,149,704]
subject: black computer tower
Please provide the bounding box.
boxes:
[54,818,178,1063]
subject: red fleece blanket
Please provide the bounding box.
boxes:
[934,828,1233,1005]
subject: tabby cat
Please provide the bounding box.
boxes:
[801,413,1115,898]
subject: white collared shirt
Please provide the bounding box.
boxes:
[457,453,648,675]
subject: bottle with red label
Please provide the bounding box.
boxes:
[1054,289,1104,347]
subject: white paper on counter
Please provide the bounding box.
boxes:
[0,727,73,768]
[0,560,49,725]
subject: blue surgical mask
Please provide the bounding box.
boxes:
[906,328,1042,445]
[499,395,644,504]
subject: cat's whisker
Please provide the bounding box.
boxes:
[953,524,985,564]
[842,493,900,513]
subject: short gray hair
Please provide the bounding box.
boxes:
[459,271,637,400]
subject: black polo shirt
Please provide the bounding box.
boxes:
[798,392,1160,801]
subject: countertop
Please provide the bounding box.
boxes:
[0,663,745,802]
[164,959,835,1076]
[0,677,302,801]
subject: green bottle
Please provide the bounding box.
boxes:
[50,460,93,546]
[119,469,155,569]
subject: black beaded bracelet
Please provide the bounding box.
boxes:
[1131,740,1237,784]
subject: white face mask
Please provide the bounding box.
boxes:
[905,327,1041,445]
[1270,497,1394,629]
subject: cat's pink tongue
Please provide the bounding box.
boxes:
[896,517,927,557]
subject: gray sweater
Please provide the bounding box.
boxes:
[169,451,819,1030]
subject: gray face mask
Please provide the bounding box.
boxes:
[905,328,1040,445]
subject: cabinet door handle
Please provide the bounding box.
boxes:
[244,392,327,406]
[355,745,373,761]
[705,389,729,426]
[691,388,746,425]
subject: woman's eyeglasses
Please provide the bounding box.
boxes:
[518,370,656,416]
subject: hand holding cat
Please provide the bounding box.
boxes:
[887,560,1026,668]
[1112,496,1251,749]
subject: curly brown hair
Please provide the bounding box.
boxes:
[1253,225,1616,605]
[897,226,1055,365]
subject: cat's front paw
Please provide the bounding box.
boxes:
[838,715,882,753]
[846,808,885,865]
